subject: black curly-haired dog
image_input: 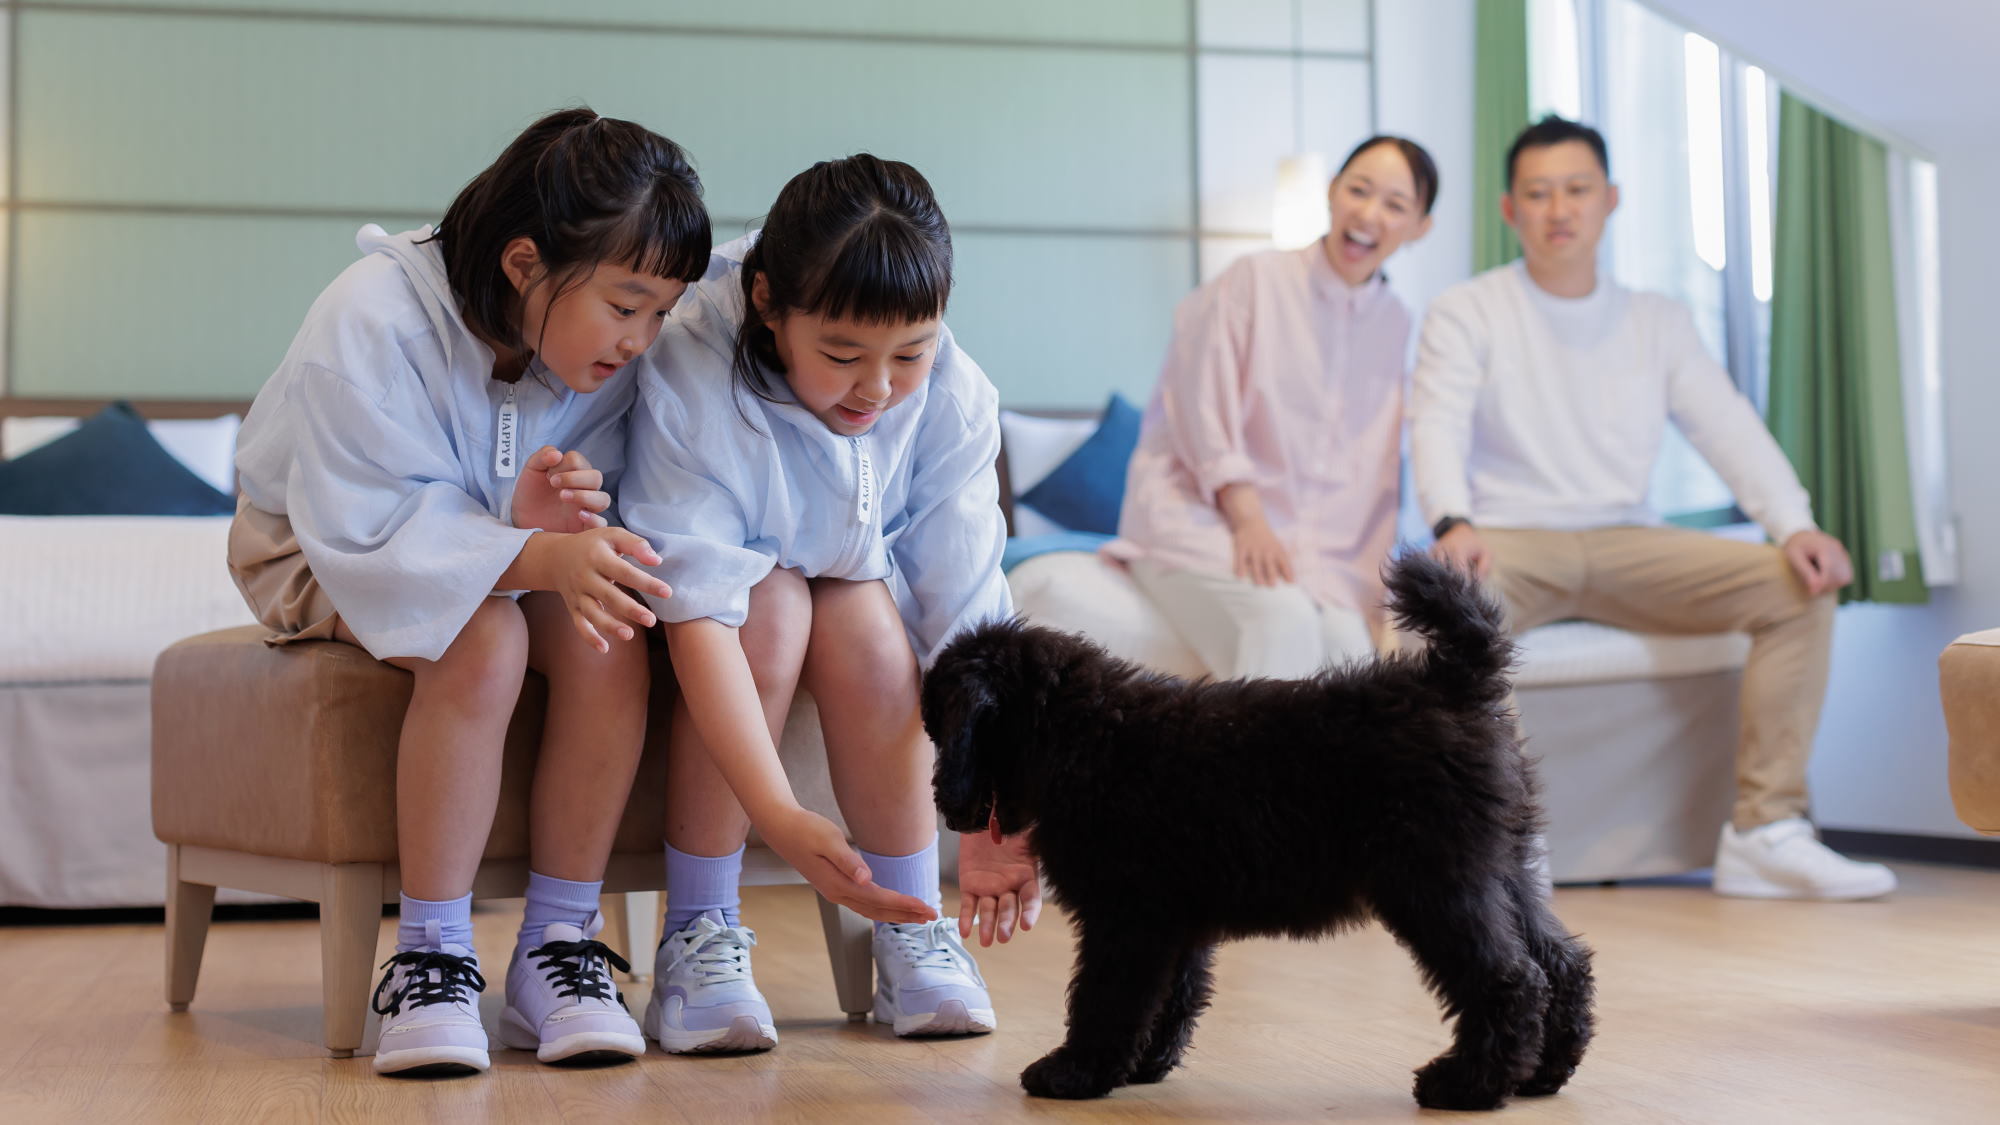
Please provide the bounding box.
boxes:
[923,554,1593,1111]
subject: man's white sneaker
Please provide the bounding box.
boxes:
[370,934,490,1075]
[497,914,646,1064]
[1713,818,1897,901]
[642,914,777,1053]
[872,919,995,1037]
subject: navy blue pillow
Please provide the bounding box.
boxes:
[0,401,234,516]
[1018,393,1143,535]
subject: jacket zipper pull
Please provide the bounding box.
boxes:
[853,440,875,525]
[495,383,519,479]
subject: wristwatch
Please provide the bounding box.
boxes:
[1432,515,1472,539]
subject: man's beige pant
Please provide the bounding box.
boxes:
[1129,558,1376,681]
[1482,526,1835,830]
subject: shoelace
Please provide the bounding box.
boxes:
[371,949,486,1017]
[527,938,630,1002]
[882,920,970,973]
[673,924,758,986]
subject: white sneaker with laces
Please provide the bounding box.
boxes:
[371,921,490,1075]
[498,913,646,1064]
[1713,818,1897,900]
[642,913,777,1053]
[872,919,995,1037]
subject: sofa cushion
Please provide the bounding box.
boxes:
[1017,393,1142,535]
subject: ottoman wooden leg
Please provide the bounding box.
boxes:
[816,894,873,1021]
[319,863,385,1058]
[164,845,217,1012]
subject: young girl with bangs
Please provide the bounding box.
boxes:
[228,107,709,1076]
[619,154,1039,1053]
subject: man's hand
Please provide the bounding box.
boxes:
[957,828,1041,947]
[512,446,611,533]
[1430,523,1492,578]
[1782,529,1854,597]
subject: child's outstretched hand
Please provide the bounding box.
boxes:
[513,446,612,533]
[761,805,937,925]
[957,827,1041,946]
[553,527,670,653]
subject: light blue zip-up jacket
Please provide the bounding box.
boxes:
[233,225,638,662]
[622,236,1011,667]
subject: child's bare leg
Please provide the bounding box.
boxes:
[338,597,529,901]
[519,590,649,881]
[802,579,931,856]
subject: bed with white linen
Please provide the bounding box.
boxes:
[0,403,260,906]
[999,407,1750,883]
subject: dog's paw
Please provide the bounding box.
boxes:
[1413,1054,1510,1112]
[1021,1050,1119,1100]
[1514,1062,1576,1098]
[1126,1052,1181,1085]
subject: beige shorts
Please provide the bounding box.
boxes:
[226,493,343,645]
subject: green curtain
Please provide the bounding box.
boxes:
[1474,0,1529,271]
[1767,94,1926,604]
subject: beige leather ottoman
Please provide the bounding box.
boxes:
[152,626,872,1057]
[1944,629,2000,836]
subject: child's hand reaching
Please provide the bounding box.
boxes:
[552,527,670,653]
[760,805,938,925]
[513,446,611,533]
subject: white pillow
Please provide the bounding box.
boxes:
[1,413,242,494]
[998,410,1098,538]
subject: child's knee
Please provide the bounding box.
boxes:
[434,598,529,687]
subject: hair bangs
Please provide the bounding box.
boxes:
[806,214,952,327]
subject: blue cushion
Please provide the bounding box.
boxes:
[0,401,235,516]
[1017,393,1142,535]
[1002,531,1114,573]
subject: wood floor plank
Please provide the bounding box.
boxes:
[3,866,1998,1122]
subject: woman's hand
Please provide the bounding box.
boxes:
[1217,482,1292,587]
[759,805,938,925]
[552,527,669,653]
[1230,519,1295,587]
[957,828,1041,946]
[512,446,611,533]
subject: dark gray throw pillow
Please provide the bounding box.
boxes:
[0,401,235,516]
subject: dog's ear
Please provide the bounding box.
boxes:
[925,661,999,834]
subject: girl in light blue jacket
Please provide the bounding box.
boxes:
[229,108,708,1076]
[622,156,1040,1053]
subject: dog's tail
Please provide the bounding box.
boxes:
[1383,552,1515,706]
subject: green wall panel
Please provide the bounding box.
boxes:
[12,210,379,398]
[18,9,1193,231]
[948,233,1188,407]
[12,211,1190,408]
[28,1,1192,46]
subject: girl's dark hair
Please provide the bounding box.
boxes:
[732,154,953,403]
[430,106,711,366]
[1338,135,1441,215]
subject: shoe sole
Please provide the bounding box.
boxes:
[495,1007,646,1064]
[372,1045,490,1075]
[642,1002,776,1054]
[1712,873,1897,901]
[876,997,996,1037]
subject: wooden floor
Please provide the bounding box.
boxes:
[3,864,1998,1123]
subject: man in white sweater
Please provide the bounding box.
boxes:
[1412,116,1894,900]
